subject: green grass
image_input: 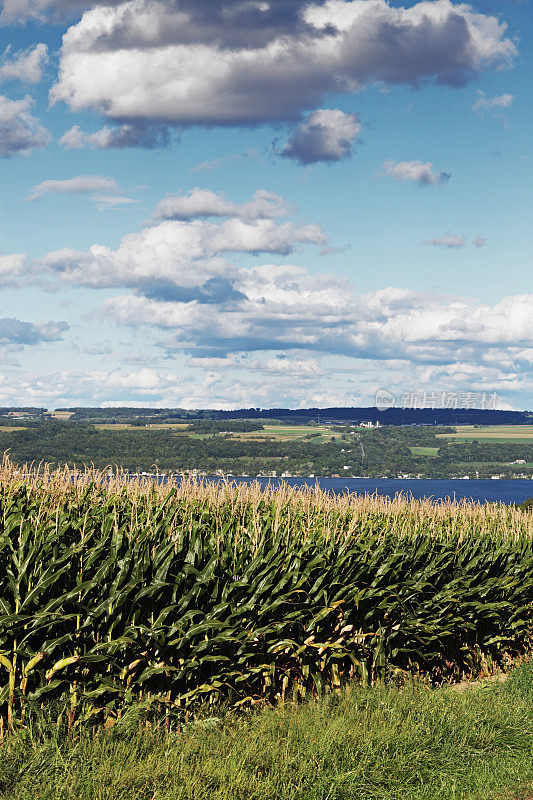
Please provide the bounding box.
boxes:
[437,426,533,443]
[448,439,533,445]
[95,424,188,430]
[232,425,341,442]
[410,446,439,457]
[2,663,533,800]
[91,424,341,442]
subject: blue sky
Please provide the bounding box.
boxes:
[0,0,531,410]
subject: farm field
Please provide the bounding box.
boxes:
[95,422,189,430]
[0,459,533,799]
[91,423,343,441]
[438,425,533,443]
[231,424,341,441]
[0,457,532,733]
[49,411,75,420]
[410,446,439,457]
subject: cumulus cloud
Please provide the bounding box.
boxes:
[0,366,179,407]
[27,174,119,201]
[99,283,533,372]
[30,194,328,294]
[186,353,324,378]
[0,43,48,83]
[383,159,451,186]
[0,0,321,32]
[472,90,514,125]
[0,317,67,345]
[50,0,516,129]
[0,350,529,409]
[0,252,29,285]
[3,185,528,402]
[0,0,61,24]
[281,108,361,164]
[473,91,514,114]
[0,94,50,156]
[59,122,172,150]
[152,188,289,222]
[0,363,341,409]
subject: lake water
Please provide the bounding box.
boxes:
[199,476,533,504]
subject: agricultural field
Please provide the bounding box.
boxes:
[87,422,343,446]
[230,424,341,441]
[0,456,532,742]
[91,423,341,440]
[410,446,439,457]
[95,423,189,431]
[438,425,533,443]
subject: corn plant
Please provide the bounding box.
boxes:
[0,456,532,733]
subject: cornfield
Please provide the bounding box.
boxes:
[0,456,532,733]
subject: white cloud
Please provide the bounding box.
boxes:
[0,355,529,409]
[472,91,514,115]
[103,283,533,391]
[58,124,85,149]
[0,94,50,156]
[98,266,533,371]
[2,184,529,407]
[92,194,140,209]
[190,148,258,174]
[187,353,324,379]
[152,188,289,222]
[50,0,516,129]
[27,174,119,201]
[383,159,450,186]
[423,234,466,248]
[33,209,328,293]
[0,0,55,24]
[0,364,332,408]
[0,316,67,345]
[59,122,172,150]
[0,366,177,406]
[0,43,48,84]
[281,108,361,164]
[422,233,487,248]
[0,252,29,285]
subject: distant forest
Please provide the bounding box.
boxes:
[0,422,531,479]
[53,406,530,426]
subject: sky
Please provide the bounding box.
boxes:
[0,0,531,411]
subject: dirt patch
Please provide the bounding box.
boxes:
[498,787,533,800]
[448,672,508,694]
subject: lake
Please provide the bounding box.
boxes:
[200,476,533,504]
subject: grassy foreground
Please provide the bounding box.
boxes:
[1,663,533,800]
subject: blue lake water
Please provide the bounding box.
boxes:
[198,476,533,505]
